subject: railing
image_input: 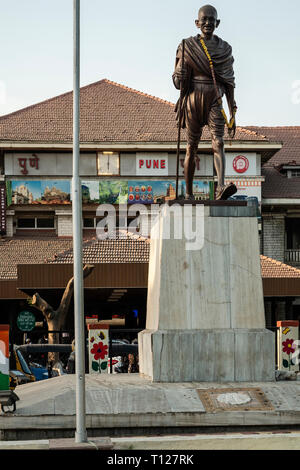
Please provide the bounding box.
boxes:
[285,250,300,263]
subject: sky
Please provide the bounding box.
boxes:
[0,0,300,126]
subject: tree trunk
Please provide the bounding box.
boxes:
[30,264,95,365]
[47,318,61,364]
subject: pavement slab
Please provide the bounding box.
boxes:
[0,375,300,440]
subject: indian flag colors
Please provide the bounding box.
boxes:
[0,325,9,391]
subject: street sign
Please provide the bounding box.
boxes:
[17,311,35,332]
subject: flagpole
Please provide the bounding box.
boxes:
[72,0,87,443]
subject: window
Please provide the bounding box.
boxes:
[291,170,300,178]
[97,152,119,175]
[286,218,300,250]
[17,217,55,229]
[83,218,95,228]
[36,218,55,228]
[83,215,141,231]
[17,218,35,228]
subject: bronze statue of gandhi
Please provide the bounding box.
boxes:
[173,5,238,200]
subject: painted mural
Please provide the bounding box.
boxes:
[6,179,214,206]
[277,322,299,371]
[98,180,128,205]
[81,180,100,204]
[128,180,213,204]
[6,180,71,205]
[88,324,109,374]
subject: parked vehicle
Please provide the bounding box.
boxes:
[10,345,35,384]
[9,341,139,384]
[11,344,72,383]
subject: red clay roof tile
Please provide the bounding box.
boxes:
[1,236,300,282]
[0,79,268,144]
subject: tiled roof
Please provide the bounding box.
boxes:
[260,255,300,278]
[0,79,268,144]
[261,166,300,199]
[0,237,73,280]
[1,235,300,283]
[47,231,150,265]
[246,126,300,166]
[245,127,300,199]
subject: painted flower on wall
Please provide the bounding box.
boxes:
[282,338,297,370]
[91,341,108,361]
[282,339,296,355]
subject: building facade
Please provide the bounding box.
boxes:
[0,79,299,342]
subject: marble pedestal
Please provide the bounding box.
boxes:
[138,203,275,382]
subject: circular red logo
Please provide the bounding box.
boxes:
[233,155,249,173]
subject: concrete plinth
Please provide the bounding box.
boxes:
[138,203,275,382]
[139,329,275,382]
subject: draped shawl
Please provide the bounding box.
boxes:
[174,35,235,128]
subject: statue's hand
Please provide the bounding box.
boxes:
[228,119,236,139]
[174,66,188,83]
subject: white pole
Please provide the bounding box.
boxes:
[72,0,87,443]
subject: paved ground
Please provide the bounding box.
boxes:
[0,432,300,450]
[112,432,300,450]
[1,375,300,441]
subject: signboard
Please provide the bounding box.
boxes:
[5,152,97,176]
[17,311,36,332]
[0,325,9,391]
[136,153,168,176]
[232,155,249,174]
[128,180,213,204]
[0,182,6,234]
[225,153,257,177]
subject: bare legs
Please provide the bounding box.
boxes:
[212,135,225,190]
[184,133,236,200]
[184,142,198,198]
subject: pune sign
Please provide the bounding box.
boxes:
[17,311,36,332]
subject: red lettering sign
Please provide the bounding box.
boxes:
[29,154,39,170]
[18,154,39,174]
[18,158,28,175]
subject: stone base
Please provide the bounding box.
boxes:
[139,328,275,383]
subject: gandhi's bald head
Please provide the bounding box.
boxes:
[195,4,220,39]
[198,5,218,19]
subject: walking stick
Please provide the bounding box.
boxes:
[175,39,185,200]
